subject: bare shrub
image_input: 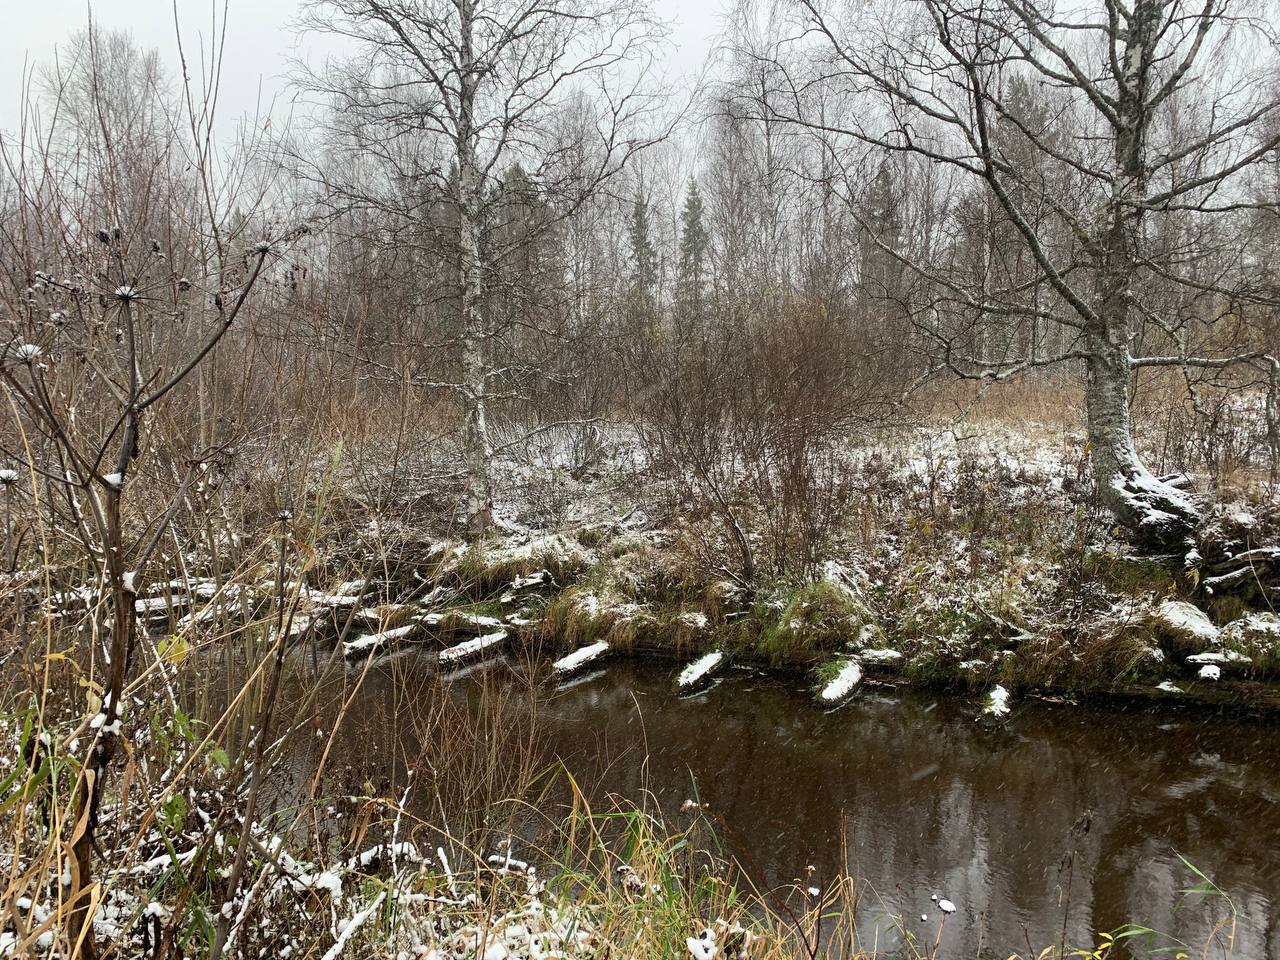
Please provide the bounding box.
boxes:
[630,298,896,584]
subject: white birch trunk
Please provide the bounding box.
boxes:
[457,0,494,530]
[1086,0,1200,548]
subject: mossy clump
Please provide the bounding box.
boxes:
[539,586,657,653]
[754,581,875,664]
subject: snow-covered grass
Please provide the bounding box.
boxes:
[757,581,875,664]
[0,675,875,960]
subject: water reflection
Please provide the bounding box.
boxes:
[313,658,1280,958]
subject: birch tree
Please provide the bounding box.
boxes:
[752,0,1280,548]
[297,0,671,529]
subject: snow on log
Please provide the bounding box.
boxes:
[818,659,863,705]
[1152,599,1219,649]
[343,624,417,660]
[1186,650,1250,679]
[305,593,364,609]
[1155,680,1184,694]
[983,684,1011,718]
[438,630,508,667]
[453,611,504,629]
[134,596,187,617]
[552,641,610,677]
[423,610,505,633]
[1186,650,1250,667]
[676,651,726,691]
[507,570,549,594]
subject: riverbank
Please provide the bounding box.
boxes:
[21,418,1278,718]
[284,422,1280,714]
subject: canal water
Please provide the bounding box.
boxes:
[311,655,1280,957]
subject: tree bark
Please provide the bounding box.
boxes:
[1085,0,1200,549]
[456,0,494,530]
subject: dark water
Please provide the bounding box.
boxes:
[309,657,1280,958]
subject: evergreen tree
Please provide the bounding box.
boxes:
[629,194,657,297]
[678,178,709,314]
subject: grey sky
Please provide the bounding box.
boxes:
[0,0,726,136]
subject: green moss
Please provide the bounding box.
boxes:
[1083,551,1176,598]
[539,587,658,653]
[813,657,850,686]
[754,581,874,665]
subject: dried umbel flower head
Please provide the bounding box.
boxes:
[0,468,19,487]
[115,285,138,302]
[14,343,42,364]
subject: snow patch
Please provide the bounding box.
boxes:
[1152,600,1219,646]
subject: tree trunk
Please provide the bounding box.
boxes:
[459,199,493,530]
[1086,0,1200,550]
[1085,331,1199,548]
[456,0,493,531]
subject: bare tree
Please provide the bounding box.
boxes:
[295,0,673,529]
[745,0,1280,549]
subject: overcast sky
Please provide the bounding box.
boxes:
[0,0,726,137]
